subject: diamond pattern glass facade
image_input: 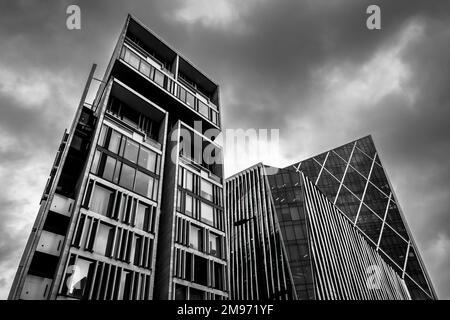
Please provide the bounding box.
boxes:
[291,135,436,299]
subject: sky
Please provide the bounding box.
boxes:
[0,0,448,299]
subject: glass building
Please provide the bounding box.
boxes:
[9,15,227,300]
[226,136,436,300]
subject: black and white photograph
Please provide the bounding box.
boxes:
[0,0,448,310]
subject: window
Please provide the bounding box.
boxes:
[135,202,150,231]
[117,269,132,300]
[175,284,187,300]
[193,256,208,286]
[108,130,122,154]
[198,100,209,118]
[189,225,203,251]
[285,225,295,241]
[63,257,95,299]
[91,150,101,174]
[178,86,186,103]
[139,60,151,77]
[153,69,164,87]
[211,111,218,125]
[200,179,213,201]
[134,171,154,199]
[290,207,301,220]
[200,202,214,225]
[185,194,193,216]
[132,235,142,266]
[185,170,193,191]
[124,48,140,69]
[123,139,139,163]
[90,185,114,217]
[119,164,135,190]
[176,190,182,212]
[102,155,117,181]
[138,147,158,173]
[209,233,220,257]
[214,263,224,290]
[98,125,108,147]
[186,91,195,108]
[93,223,114,256]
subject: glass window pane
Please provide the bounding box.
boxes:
[198,101,209,118]
[178,86,186,102]
[200,179,213,201]
[98,125,108,147]
[119,164,135,190]
[210,233,220,257]
[102,155,116,181]
[185,194,193,216]
[91,150,101,174]
[117,270,132,300]
[135,202,149,231]
[93,223,114,256]
[91,185,114,216]
[200,202,214,225]
[186,91,195,108]
[139,60,151,77]
[138,147,157,173]
[123,139,139,163]
[189,225,202,251]
[124,48,140,69]
[185,170,193,191]
[134,171,154,199]
[175,284,187,300]
[65,257,95,299]
[289,206,300,220]
[153,69,164,87]
[108,130,122,154]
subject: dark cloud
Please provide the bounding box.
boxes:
[0,0,448,299]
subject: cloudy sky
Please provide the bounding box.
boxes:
[0,0,448,299]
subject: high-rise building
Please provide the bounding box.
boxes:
[9,15,227,300]
[226,135,436,300]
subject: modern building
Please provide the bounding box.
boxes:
[9,14,227,300]
[226,136,436,300]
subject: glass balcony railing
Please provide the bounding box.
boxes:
[119,42,220,127]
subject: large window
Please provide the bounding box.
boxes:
[198,100,209,118]
[123,48,140,69]
[138,146,158,173]
[108,130,122,154]
[135,202,150,231]
[93,223,114,256]
[117,269,132,300]
[99,125,160,175]
[90,184,114,217]
[103,155,117,181]
[119,163,135,190]
[62,256,95,299]
[123,139,139,163]
[134,171,155,199]
[193,256,208,286]
[189,225,203,251]
[200,202,213,225]
[200,179,213,201]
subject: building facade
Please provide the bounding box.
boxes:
[226,136,436,300]
[9,15,227,300]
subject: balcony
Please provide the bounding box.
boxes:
[119,40,220,127]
